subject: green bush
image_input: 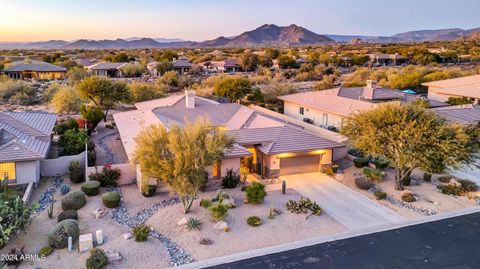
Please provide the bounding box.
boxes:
[354,176,373,190]
[0,194,32,248]
[401,192,416,202]
[402,176,412,186]
[101,192,121,208]
[423,173,432,182]
[458,179,479,192]
[86,248,108,269]
[221,168,240,189]
[38,246,53,256]
[209,203,229,221]
[68,160,85,183]
[363,167,385,182]
[61,191,86,210]
[48,219,80,249]
[199,199,211,208]
[374,191,387,200]
[437,184,461,196]
[372,159,388,170]
[81,181,101,196]
[57,210,78,222]
[438,176,452,183]
[285,196,322,217]
[132,224,150,242]
[353,157,369,168]
[241,185,248,192]
[88,164,121,187]
[142,185,157,197]
[187,217,202,231]
[246,216,262,227]
[245,182,267,204]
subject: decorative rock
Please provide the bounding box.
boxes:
[199,238,213,245]
[78,233,94,253]
[122,233,132,240]
[92,208,107,219]
[213,221,229,231]
[221,197,236,208]
[96,230,104,245]
[105,249,123,264]
[177,217,188,226]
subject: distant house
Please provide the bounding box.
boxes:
[87,62,128,78]
[146,61,160,76]
[368,53,408,66]
[172,57,193,75]
[423,75,480,104]
[0,112,57,185]
[279,80,447,131]
[74,58,98,68]
[199,59,241,73]
[3,60,66,80]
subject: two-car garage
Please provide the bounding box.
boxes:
[278,154,324,176]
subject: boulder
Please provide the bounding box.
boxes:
[105,249,123,264]
[213,221,229,232]
[48,219,80,249]
[92,208,107,219]
[177,217,188,226]
[122,233,132,240]
[61,191,86,210]
[199,238,213,245]
[450,179,462,188]
[221,197,236,208]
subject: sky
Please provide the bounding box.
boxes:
[0,0,479,42]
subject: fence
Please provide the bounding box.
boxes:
[40,151,86,177]
[86,163,137,186]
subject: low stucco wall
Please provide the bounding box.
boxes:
[40,151,86,177]
[86,163,137,186]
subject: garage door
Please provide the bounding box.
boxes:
[279,155,321,176]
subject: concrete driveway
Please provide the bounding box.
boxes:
[281,172,405,230]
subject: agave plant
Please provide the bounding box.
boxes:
[187,217,202,231]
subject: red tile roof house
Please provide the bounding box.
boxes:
[422,75,480,104]
[0,112,57,186]
[113,91,345,189]
[279,80,448,131]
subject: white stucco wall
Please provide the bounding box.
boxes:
[16,160,40,185]
[427,90,452,102]
[40,151,86,177]
[206,157,241,178]
[283,101,346,129]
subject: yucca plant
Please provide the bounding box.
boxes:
[187,217,202,231]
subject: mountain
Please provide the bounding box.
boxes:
[124,37,185,43]
[62,38,191,49]
[194,24,333,47]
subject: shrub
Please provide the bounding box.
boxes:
[48,219,80,249]
[57,210,78,222]
[437,184,462,196]
[101,192,121,208]
[241,185,248,192]
[401,192,416,203]
[363,167,385,182]
[187,217,202,231]
[142,185,157,197]
[209,203,229,221]
[132,224,150,242]
[285,196,322,218]
[221,168,240,188]
[320,165,335,175]
[88,164,121,187]
[354,176,373,190]
[38,246,53,256]
[0,194,32,248]
[374,191,387,200]
[61,191,86,210]
[438,176,452,183]
[81,181,101,196]
[86,248,108,269]
[423,173,432,182]
[68,160,85,183]
[353,157,369,168]
[212,190,230,202]
[245,182,267,204]
[199,199,211,208]
[60,183,70,195]
[348,148,364,157]
[246,216,262,227]
[402,176,412,186]
[458,179,479,192]
[372,159,388,170]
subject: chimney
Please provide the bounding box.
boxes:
[363,80,377,100]
[185,90,196,109]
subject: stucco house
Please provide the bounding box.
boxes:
[113,91,345,184]
[279,80,447,131]
[172,57,193,75]
[199,59,241,73]
[3,60,66,80]
[368,53,408,66]
[423,75,480,104]
[0,112,57,185]
[87,62,128,78]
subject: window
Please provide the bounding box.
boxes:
[0,162,16,181]
[299,107,304,115]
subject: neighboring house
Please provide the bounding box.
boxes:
[87,62,128,78]
[0,112,57,185]
[368,53,408,66]
[3,60,66,80]
[74,58,98,68]
[113,91,344,185]
[172,57,193,75]
[199,59,241,73]
[146,61,160,76]
[279,80,447,130]
[423,75,480,104]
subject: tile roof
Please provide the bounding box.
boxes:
[433,104,480,125]
[88,62,128,70]
[422,75,480,88]
[173,58,193,68]
[0,112,57,162]
[4,60,66,72]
